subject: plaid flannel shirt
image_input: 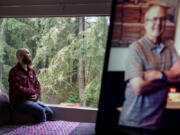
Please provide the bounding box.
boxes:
[8,63,40,105]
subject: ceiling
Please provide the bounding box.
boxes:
[0,0,112,17]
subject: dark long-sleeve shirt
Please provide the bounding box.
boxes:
[8,63,40,105]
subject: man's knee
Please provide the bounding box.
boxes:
[46,107,54,120]
[35,108,46,122]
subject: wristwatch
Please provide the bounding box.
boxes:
[160,71,167,81]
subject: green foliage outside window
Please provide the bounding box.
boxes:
[0,17,109,108]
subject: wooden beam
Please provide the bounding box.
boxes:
[0,0,112,17]
[0,0,111,6]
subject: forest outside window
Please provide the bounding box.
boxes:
[0,17,109,108]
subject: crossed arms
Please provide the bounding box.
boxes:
[130,61,180,95]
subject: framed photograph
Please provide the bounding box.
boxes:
[96,0,180,134]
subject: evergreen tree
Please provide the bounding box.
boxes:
[0,17,109,107]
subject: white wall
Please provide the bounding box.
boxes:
[175,3,180,55]
[108,47,128,71]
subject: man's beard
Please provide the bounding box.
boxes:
[22,55,32,65]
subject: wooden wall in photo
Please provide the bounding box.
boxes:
[111,3,175,47]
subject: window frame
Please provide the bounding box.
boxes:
[0,0,111,122]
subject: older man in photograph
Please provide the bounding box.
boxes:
[119,5,180,135]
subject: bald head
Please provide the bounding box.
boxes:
[16,48,29,59]
[145,5,167,22]
[16,48,32,65]
[144,5,167,43]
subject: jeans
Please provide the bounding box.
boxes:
[14,101,54,123]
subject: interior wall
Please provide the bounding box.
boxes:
[108,47,128,71]
[175,3,180,55]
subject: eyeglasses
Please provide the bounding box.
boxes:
[146,17,167,22]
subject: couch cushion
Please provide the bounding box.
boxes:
[12,109,36,124]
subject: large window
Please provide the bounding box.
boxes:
[0,17,109,108]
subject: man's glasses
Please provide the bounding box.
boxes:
[146,17,167,22]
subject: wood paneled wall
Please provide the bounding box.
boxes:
[112,3,175,47]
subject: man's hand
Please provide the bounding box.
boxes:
[144,70,162,81]
[164,61,180,82]
[168,61,180,78]
[29,94,38,101]
[171,61,180,70]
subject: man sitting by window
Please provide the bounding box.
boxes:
[8,48,53,123]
